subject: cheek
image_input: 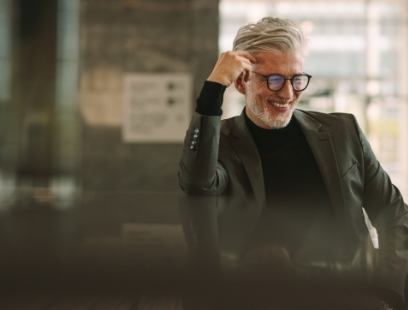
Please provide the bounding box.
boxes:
[253,93,268,110]
[246,86,262,103]
[293,92,301,102]
[246,83,273,108]
[253,88,270,102]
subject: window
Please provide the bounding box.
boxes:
[220,0,408,198]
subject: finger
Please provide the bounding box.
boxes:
[236,55,253,68]
[237,51,257,63]
[241,59,254,72]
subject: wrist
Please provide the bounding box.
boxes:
[195,81,226,116]
[206,74,231,86]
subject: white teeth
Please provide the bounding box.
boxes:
[270,102,289,108]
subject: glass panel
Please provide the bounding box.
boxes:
[220,0,408,198]
[0,0,11,101]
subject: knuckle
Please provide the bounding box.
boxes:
[227,51,238,59]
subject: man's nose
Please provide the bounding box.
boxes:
[277,80,294,100]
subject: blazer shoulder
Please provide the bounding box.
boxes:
[297,109,357,128]
[220,114,241,136]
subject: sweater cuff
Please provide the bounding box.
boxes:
[195,81,226,116]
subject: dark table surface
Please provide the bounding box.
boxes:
[0,187,402,310]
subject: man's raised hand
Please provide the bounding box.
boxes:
[207,51,256,86]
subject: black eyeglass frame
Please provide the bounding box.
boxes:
[252,71,312,92]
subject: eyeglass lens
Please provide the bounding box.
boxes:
[267,74,310,91]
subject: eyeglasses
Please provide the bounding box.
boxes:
[252,72,312,92]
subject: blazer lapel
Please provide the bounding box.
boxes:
[229,111,266,204]
[225,109,346,217]
[294,110,346,218]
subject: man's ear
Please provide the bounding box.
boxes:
[234,73,246,95]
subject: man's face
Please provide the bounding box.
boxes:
[240,50,305,129]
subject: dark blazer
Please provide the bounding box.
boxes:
[178,108,408,303]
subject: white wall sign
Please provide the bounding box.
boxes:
[122,73,191,143]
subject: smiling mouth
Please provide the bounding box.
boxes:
[267,101,291,109]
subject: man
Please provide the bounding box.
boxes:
[178,17,408,309]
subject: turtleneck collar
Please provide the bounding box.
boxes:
[244,110,300,144]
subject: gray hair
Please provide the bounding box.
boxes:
[233,17,306,53]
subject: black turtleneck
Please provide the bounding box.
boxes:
[244,111,333,252]
[244,112,330,205]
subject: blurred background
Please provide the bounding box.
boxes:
[0,0,407,305]
[0,0,406,208]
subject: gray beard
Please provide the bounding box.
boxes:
[249,104,292,129]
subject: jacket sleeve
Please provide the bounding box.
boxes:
[353,116,408,304]
[178,112,229,195]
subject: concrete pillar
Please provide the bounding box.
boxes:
[12,0,58,183]
[79,0,220,196]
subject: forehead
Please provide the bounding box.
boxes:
[252,50,304,74]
